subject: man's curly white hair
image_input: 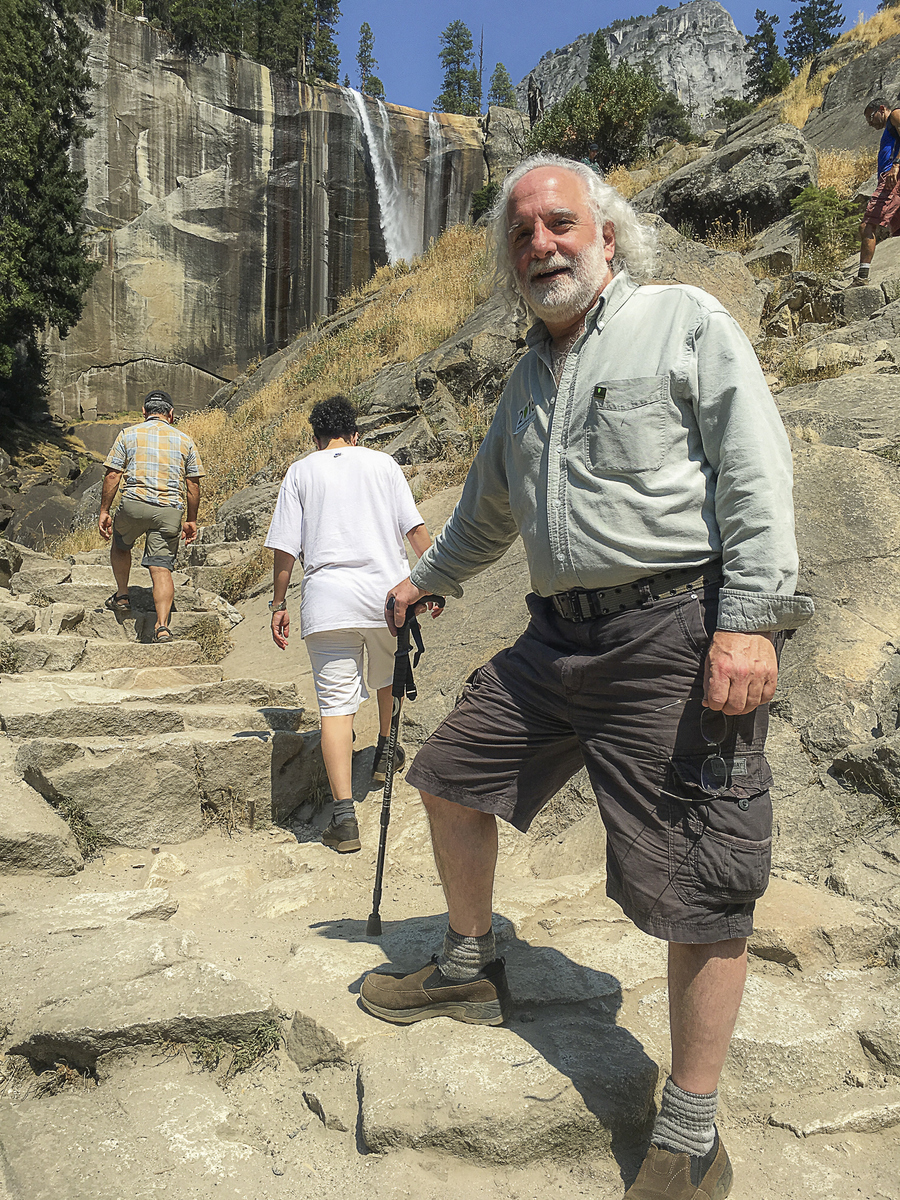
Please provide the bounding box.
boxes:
[486,153,658,309]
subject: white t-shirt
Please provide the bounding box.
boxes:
[264,446,425,638]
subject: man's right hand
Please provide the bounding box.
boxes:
[98,512,113,542]
[385,577,444,634]
[271,609,290,650]
[181,520,198,544]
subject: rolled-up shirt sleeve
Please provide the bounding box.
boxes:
[689,311,813,632]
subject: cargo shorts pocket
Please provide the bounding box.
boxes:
[667,754,773,905]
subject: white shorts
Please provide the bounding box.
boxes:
[304,627,396,716]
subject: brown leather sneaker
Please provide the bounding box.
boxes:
[624,1132,733,1199]
[360,956,510,1025]
[321,817,361,853]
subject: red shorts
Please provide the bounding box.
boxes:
[864,174,900,234]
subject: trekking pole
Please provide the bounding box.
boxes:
[366,594,444,937]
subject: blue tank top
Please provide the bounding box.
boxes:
[878,117,900,175]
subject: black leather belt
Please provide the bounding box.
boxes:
[550,563,723,623]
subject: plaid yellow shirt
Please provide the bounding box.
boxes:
[104,418,205,509]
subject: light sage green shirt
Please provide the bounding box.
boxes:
[411,270,814,633]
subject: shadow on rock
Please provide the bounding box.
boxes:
[310,913,657,1182]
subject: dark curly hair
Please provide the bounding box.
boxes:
[309,395,358,442]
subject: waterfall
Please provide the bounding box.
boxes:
[425,113,446,248]
[345,88,419,265]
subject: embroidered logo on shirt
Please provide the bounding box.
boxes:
[514,399,536,434]
[594,385,607,400]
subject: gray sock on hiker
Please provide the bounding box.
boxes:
[857,263,871,279]
[332,797,356,824]
[651,1076,717,1158]
[437,925,496,980]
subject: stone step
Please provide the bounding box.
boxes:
[23,581,208,612]
[16,728,323,846]
[0,759,83,877]
[8,634,203,673]
[357,1017,657,1164]
[6,936,276,1071]
[1,702,309,739]
[0,673,302,711]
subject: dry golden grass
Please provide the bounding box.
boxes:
[817,148,878,197]
[606,165,643,199]
[704,214,756,254]
[840,7,900,49]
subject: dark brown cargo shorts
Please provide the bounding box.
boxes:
[406,585,779,944]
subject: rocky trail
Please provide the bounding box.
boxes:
[1,478,900,1199]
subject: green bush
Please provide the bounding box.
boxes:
[790,186,860,253]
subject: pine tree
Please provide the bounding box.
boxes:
[0,0,100,394]
[366,74,385,100]
[745,9,791,102]
[588,30,611,73]
[434,20,481,116]
[784,0,843,71]
[356,20,377,91]
[487,62,516,108]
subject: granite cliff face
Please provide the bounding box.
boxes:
[515,0,749,121]
[47,11,483,421]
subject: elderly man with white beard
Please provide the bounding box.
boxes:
[358,155,813,1199]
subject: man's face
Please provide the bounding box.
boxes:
[866,106,889,130]
[507,168,615,328]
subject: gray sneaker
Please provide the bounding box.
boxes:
[372,742,405,784]
[321,817,361,853]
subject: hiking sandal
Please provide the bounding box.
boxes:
[153,625,173,643]
[105,592,131,612]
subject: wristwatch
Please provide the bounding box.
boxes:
[268,599,287,613]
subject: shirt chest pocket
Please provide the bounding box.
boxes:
[583,375,668,474]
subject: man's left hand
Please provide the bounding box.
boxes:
[703,631,778,715]
[181,521,198,544]
[271,610,290,650]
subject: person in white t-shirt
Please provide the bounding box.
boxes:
[265,395,434,853]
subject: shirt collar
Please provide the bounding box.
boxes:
[524,267,640,351]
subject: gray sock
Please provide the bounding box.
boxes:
[857,264,871,278]
[651,1077,717,1158]
[436,925,495,981]
[332,797,355,824]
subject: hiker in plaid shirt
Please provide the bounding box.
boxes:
[98,390,205,642]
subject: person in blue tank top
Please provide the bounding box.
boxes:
[852,98,900,286]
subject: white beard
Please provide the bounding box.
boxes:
[517,237,609,324]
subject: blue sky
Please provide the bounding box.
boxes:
[334,0,862,113]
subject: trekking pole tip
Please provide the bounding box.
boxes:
[366,912,383,936]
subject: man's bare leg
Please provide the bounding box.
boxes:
[860,221,877,268]
[109,543,132,598]
[854,221,878,284]
[420,791,497,937]
[319,712,354,801]
[147,565,174,631]
[668,937,747,1094]
[376,684,392,738]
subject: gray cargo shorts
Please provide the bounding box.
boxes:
[112,497,182,569]
[406,585,780,944]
